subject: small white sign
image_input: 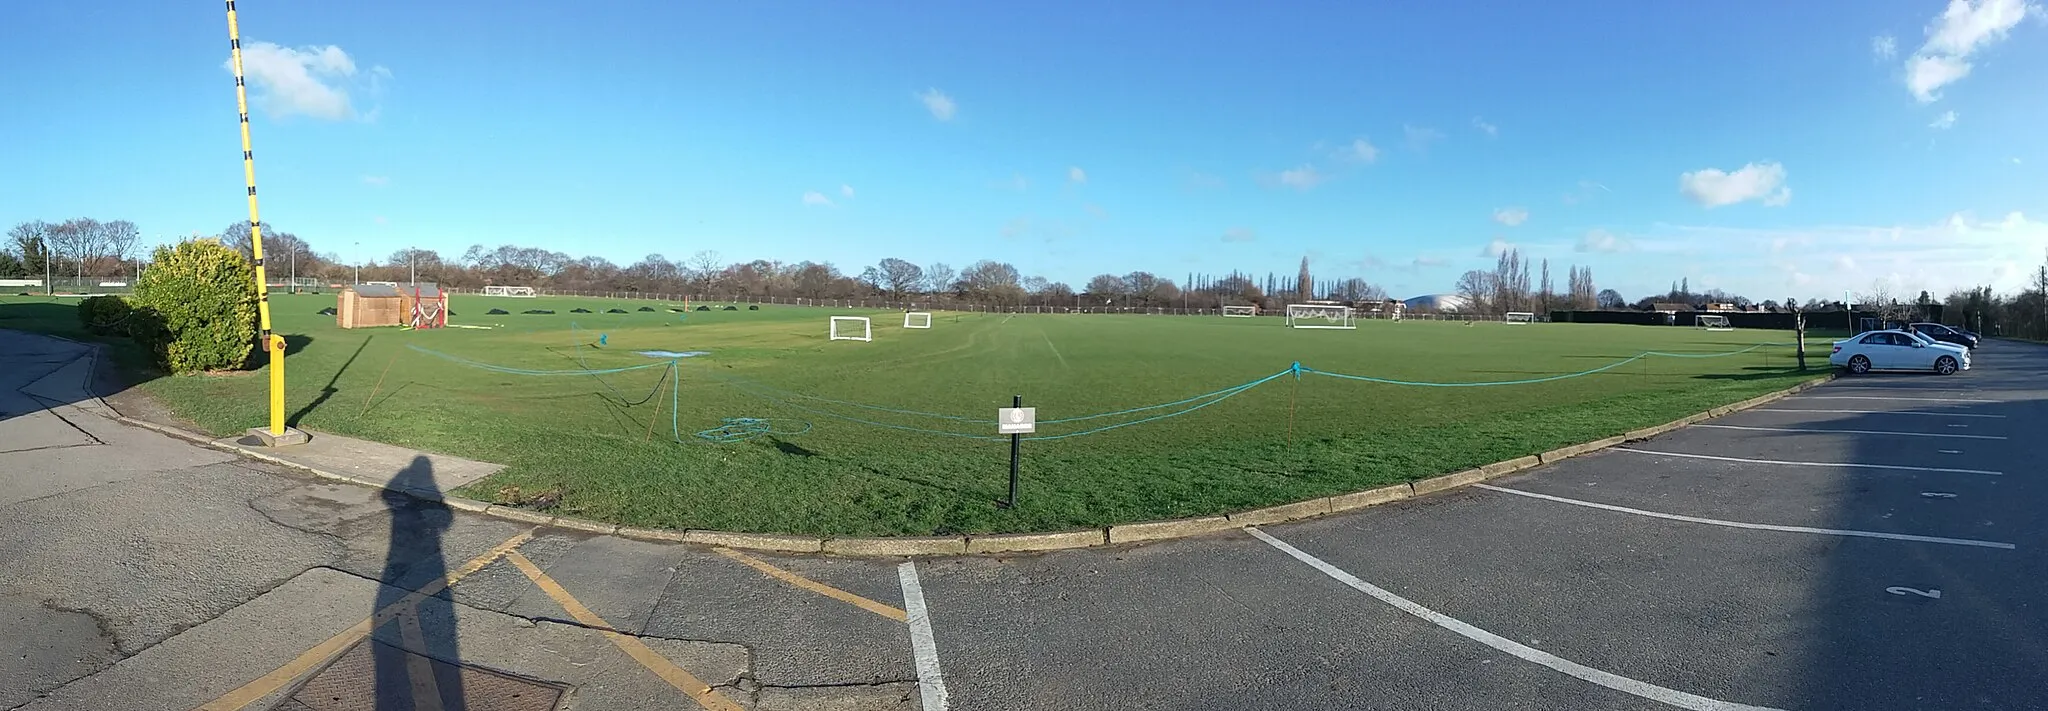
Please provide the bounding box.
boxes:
[998,407,1036,434]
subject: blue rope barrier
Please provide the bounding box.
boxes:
[695,417,814,443]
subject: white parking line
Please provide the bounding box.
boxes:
[1246,527,1787,711]
[897,562,950,711]
[1794,395,1996,403]
[1613,447,2003,475]
[1692,424,2005,441]
[1475,485,2015,550]
[1754,408,2005,419]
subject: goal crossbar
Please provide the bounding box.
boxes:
[1221,305,1258,318]
[1504,312,1535,324]
[829,316,872,342]
[482,285,537,297]
[903,312,932,329]
[1697,315,1734,331]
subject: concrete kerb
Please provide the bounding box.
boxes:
[96,372,1834,558]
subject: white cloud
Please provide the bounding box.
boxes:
[1479,238,1515,257]
[2014,157,2025,164]
[1678,162,1791,208]
[1412,256,1450,268]
[230,42,367,120]
[1492,207,1529,227]
[1835,255,1858,271]
[361,175,389,187]
[1220,227,1257,243]
[1339,138,1379,163]
[1471,117,1498,137]
[1068,166,1087,184]
[1272,165,1325,190]
[1902,0,2037,103]
[1638,215,2048,297]
[916,88,956,121]
[1575,229,1633,253]
[1873,34,1899,59]
[1931,110,1959,129]
[840,184,855,198]
[1404,124,1445,151]
[801,191,834,207]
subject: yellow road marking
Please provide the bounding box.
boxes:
[197,528,537,711]
[396,609,446,711]
[504,552,746,711]
[714,547,908,622]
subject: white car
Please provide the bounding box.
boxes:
[1831,329,1971,375]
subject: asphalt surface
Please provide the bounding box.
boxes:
[5,329,2045,710]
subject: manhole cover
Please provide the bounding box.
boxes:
[280,637,565,711]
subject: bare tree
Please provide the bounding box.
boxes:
[866,258,924,298]
[687,250,723,292]
[1538,259,1553,313]
[1857,279,1912,322]
[7,220,53,278]
[923,262,957,295]
[1084,273,1128,301]
[1456,269,1493,315]
[1296,257,1312,301]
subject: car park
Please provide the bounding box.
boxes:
[1831,329,1971,375]
[1909,322,1980,349]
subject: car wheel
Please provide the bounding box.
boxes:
[1848,355,1871,374]
[1935,356,1958,375]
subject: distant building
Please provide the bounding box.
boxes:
[1403,294,1469,312]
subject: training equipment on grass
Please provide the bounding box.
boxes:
[904,312,933,329]
[638,306,656,312]
[1697,314,1734,331]
[523,309,555,315]
[830,316,873,342]
[487,308,510,315]
[1505,312,1536,325]
[607,308,629,313]
[1222,305,1258,318]
[1285,303,1355,330]
[481,285,537,297]
[335,283,446,330]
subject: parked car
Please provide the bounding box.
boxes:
[1908,322,1979,350]
[1831,329,1970,375]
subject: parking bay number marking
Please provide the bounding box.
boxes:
[1887,587,1942,599]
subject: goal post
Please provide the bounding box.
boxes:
[1285,304,1355,329]
[1504,312,1535,325]
[829,316,872,342]
[482,285,536,297]
[1697,314,1734,331]
[1221,305,1258,318]
[903,311,932,329]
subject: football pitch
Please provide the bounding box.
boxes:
[2,293,1827,536]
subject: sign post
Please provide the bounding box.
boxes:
[996,396,1034,508]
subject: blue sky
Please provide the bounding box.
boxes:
[4,1,2045,301]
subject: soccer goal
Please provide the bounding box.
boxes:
[1697,314,1734,331]
[1222,305,1258,318]
[829,316,872,342]
[1504,312,1536,325]
[1285,304,1355,329]
[482,285,537,297]
[903,311,932,329]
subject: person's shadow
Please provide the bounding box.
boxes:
[372,456,468,709]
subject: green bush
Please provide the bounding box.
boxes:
[131,239,259,374]
[76,295,133,335]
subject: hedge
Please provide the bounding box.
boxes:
[130,239,259,374]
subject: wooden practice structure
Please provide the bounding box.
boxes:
[336,283,447,329]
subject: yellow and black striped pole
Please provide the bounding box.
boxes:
[226,0,288,439]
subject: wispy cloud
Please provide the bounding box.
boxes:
[996,173,1030,191]
[1561,180,1612,205]
[1930,110,1959,129]
[1412,255,1450,268]
[1220,227,1257,243]
[1492,207,1529,227]
[1872,34,1898,60]
[916,88,957,120]
[1260,165,1326,190]
[1679,162,1791,208]
[1471,117,1498,137]
[1575,229,1634,253]
[840,184,855,198]
[801,191,834,207]
[1185,171,1225,190]
[1478,238,1516,257]
[1337,138,1379,163]
[1902,0,2036,103]
[228,42,372,120]
[1068,166,1087,184]
[361,175,389,187]
[1404,124,1445,151]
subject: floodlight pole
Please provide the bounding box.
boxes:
[227,0,303,447]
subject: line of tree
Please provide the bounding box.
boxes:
[1455,249,1599,315]
[4,218,142,282]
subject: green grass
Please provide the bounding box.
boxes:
[1,293,1832,536]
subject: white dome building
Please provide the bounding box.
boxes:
[1402,294,1469,312]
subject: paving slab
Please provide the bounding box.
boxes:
[216,428,506,493]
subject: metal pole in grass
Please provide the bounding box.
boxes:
[996,395,1034,509]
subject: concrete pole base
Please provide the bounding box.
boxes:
[243,426,310,447]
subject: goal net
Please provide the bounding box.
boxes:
[1504,312,1535,325]
[829,316,872,342]
[903,312,932,329]
[1222,305,1258,318]
[1697,314,1734,331]
[1285,304,1354,329]
[482,285,536,297]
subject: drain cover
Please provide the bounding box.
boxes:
[281,637,565,711]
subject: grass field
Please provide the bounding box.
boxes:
[0,293,1829,536]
